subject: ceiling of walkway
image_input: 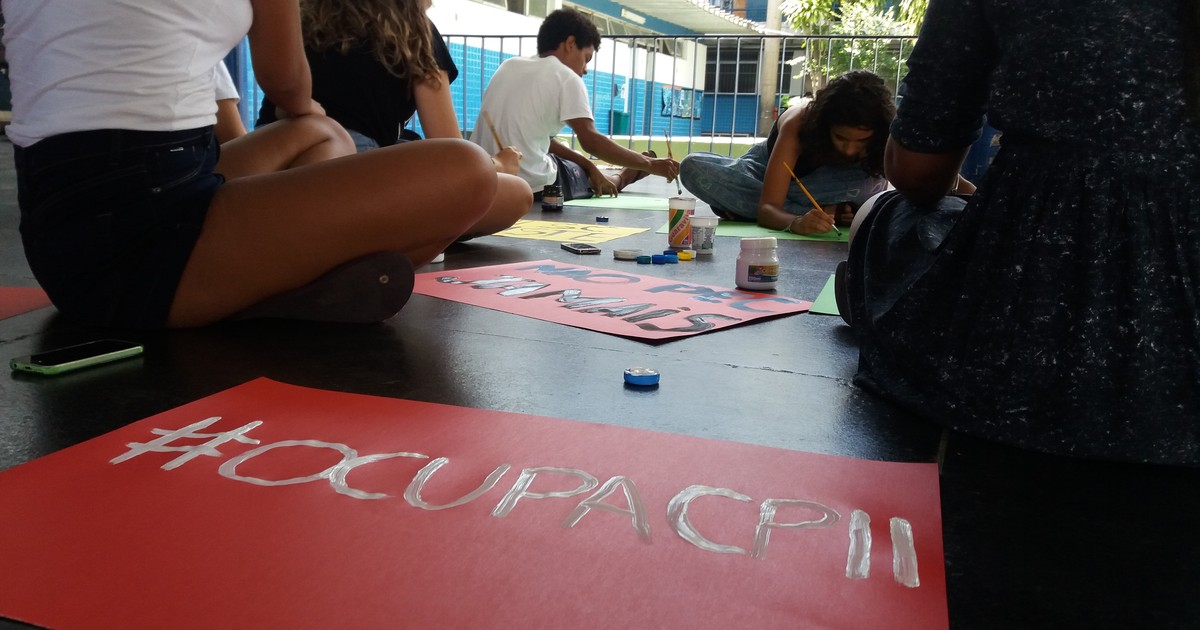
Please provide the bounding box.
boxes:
[608,0,765,35]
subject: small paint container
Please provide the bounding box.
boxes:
[623,367,660,387]
[541,184,563,211]
[736,237,779,290]
[667,196,696,249]
[690,214,719,256]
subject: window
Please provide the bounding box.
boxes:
[704,40,761,93]
[527,0,549,18]
[701,38,800,94]
[497,0,550,18]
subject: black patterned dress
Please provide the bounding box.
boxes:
[846,0,1200,464]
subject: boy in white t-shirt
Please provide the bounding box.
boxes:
[470,8,678,200]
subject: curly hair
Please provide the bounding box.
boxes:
[301,0,442,88]
[537,8,601,55]
[795,70,896,177]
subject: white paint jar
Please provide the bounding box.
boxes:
[735,237,779,290]
[690,214,719,256]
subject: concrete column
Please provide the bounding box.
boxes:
[757,0,783,136]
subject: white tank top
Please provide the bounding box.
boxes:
[1,0,254,146]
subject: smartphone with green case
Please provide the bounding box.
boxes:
[10,339,144,376]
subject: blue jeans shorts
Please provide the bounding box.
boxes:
[346,128,381,153]
[14,127,222,328]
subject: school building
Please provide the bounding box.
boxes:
[228,0,828,149]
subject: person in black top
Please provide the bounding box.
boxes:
[259,0,530,238]
[258,5,454,150]
[678,71,918,235]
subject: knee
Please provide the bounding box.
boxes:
[505,175,534,212]
[678,155,700,184]
[678,154,716,190]
[324,120,356,156]
[445,140,498,214]
[300,114,356,156]
[476,174,533,235]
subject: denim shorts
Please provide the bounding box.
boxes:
[14,127,222,328]
[345,128,381,153]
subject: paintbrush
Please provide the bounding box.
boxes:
[782,161,841,235]
[664,134,682,195]
[482,111,503,147]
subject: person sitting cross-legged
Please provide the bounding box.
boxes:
[470,7,679,201]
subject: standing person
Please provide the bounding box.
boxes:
[256,0,531,239]
[840,0,1200,464]
[678,71,926,236]
[3,0,499,328]
[470,7,679,200]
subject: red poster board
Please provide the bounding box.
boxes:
[413,260,810,340]
[0,286,51,320]
[0,379,946,629]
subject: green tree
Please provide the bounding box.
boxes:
[782,0,927,33]
[780,0,925,94]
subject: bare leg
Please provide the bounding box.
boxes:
[612,150,657,193]
[168,138,496,327]
[460,173,534,239]
[216,115,355,179]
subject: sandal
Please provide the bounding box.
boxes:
[231,252,415,324]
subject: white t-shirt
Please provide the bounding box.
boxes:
[214,61,240,102]
[1,0,253,146]
[470,55,593,190]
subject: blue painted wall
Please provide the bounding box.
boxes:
[743,0,769,22]
[432,42,629,139]
[699,93,760,136]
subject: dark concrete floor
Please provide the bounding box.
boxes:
[0,136,1197,628]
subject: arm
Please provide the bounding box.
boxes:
[212,63,247,143]
[247,0,317,117]
[413,70,462,139]
[214,99,248,144]
[756,109,835,234]
[565,117,679,181]
[414,71,521,174]
[884,0,991,205]
[884,138,974,206]
[549,136,617,196]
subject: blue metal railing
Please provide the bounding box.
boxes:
[229,34,918,157]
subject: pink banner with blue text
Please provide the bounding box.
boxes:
[413,260,810,340]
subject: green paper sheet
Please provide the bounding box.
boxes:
[564,196,671,212]
[656,220,849,243]
[809,274,841,315]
